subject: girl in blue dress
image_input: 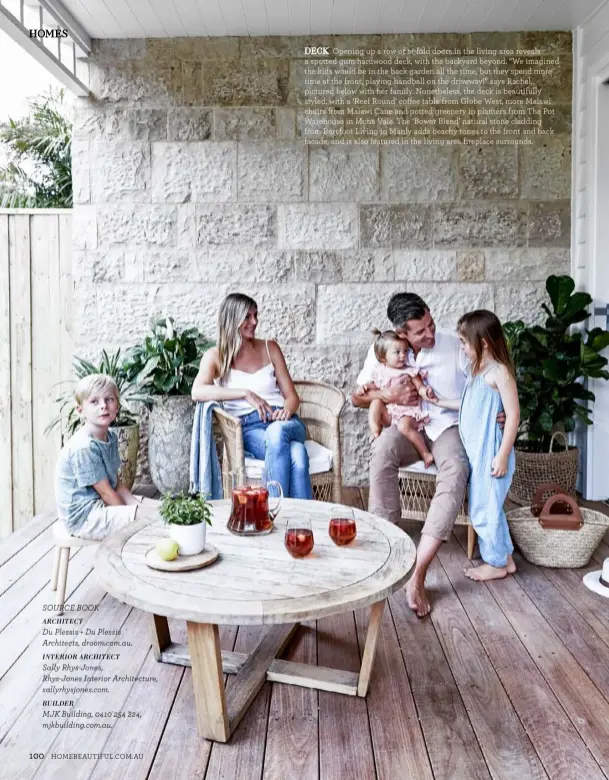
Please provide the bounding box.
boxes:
[432,310,520,581]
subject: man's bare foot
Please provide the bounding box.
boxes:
[464,563,507,582]
[507,555,516,574]
[423,452,434,468]
[406,576,431,617]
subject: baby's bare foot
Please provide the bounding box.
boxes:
[464,563,508,582]
[423,452,434,468]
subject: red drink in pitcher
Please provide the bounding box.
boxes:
[228,486,273,534]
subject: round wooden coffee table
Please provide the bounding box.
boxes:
[96,498,415,742]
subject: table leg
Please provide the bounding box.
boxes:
[357,600,385,697]
[187,621,230,742]
[150,614,171,661]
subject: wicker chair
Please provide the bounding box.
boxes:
[212,380,346,503]
[398,464,477,559]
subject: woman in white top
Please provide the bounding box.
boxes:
[192,293,313,499]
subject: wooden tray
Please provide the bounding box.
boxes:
[145,543,219,572]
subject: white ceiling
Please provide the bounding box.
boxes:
[59,0,608,38]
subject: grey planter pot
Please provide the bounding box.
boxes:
[115,424,140,490]
[148,395,195,494]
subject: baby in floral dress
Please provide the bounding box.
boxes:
[356,329,437,467]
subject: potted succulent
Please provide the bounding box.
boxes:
[504,274,609,505]
[122,317,213,494]
[47,350,150,489]
[159,491,213,556]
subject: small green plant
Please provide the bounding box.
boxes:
[122,317,213,398]
[159,491,212,526]
[47,349,151,439]
[504,274,609,452]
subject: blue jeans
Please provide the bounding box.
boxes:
[240,409,313,499]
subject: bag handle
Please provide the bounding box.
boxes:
[539,493,583,531]
[549,431,568,453]
[531,483,564,517]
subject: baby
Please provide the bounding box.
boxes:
[357,329,436,467]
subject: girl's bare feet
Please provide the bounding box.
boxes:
[507,554,516,574]
[464,563,508,581]
[423,452,434,468]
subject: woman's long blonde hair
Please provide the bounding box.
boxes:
[217,293,257,382]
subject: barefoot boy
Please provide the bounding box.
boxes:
[55,374,139,540]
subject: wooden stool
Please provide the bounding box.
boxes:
[398,463,477,559]
[50,521,98,614]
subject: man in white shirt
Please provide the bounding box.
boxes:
[352,292,470,617]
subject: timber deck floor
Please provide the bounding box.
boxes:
[1,487,609,780]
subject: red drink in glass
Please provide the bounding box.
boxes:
[285,528,314,558]
[328,517,357,546]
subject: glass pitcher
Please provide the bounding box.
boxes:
[226,469,283,535]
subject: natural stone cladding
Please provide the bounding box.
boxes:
[74,31,572,485]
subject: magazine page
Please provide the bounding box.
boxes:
[1,3,608,779]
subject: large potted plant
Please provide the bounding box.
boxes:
[504,275,609,505]
[123,318,212,494]
[159,491,213,556]
[47,350,149,489]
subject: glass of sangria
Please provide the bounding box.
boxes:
[226,469,283,536]
[285,516,314,558]
[328,506,357,546]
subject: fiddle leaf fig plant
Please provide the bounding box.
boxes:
[122,317,213,399]
[504,275,609,452]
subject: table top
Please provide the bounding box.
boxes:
[95,499,416,626]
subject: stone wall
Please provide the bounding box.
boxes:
[72,31,572,485]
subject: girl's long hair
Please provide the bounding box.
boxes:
[457,310,516,378]
[217,293,257,382]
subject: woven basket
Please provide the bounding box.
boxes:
[509,432,579,506]
[507,485,609,568]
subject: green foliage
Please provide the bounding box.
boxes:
[504,275,609,452]
[0,89,72,208]
[122,317,213,398]
[159,491,212,526]
[47,349,151,439]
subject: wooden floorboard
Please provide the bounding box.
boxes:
[1,492,609,780]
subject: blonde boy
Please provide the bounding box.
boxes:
[54,374,139,540]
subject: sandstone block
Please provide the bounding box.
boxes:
[91,39,146,64]
[520,137,571,200]
[72,101,106,140]
[241,35,334,59]
[167,109,212,141]
[520,32,572,55]
[282,345,363,390]
[342,250,394,282]
[408,282,495,329]
[196,204,277,247]
[457,251,485,281]
[528,201,571,247]
[151,142,236,203]
[276,108,296,139]
[91,61,183,106]
[245,284,317,344]
[85,282,154,351]
[238,142,306,202]
[73,249,124,283]
[434,203,527,247]
[151,283,229,340]
[71,141,90,204]
[201,59,287,106]
[484,248,570,281]
[381,146,457,202]
[147,37,239,62]
[90,141,151,202]
[317,283,404,344]
[73,206,97,250]
[279,204,358,250]
[194,248,294,284]
[459,146,518,199]
[391,205,434,248]
[97,205,177,247]
[214,108,275,140]
[293,251,342,283]
[394,250,457,281]
[541,104,571,135]
[106,108,167,140]
[494,283,548,325]
[360,205,391,248]
[340,406,370,486]
[136,250,197,283]
[310,145,379,201]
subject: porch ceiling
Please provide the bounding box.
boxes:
[58,0,608,38]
